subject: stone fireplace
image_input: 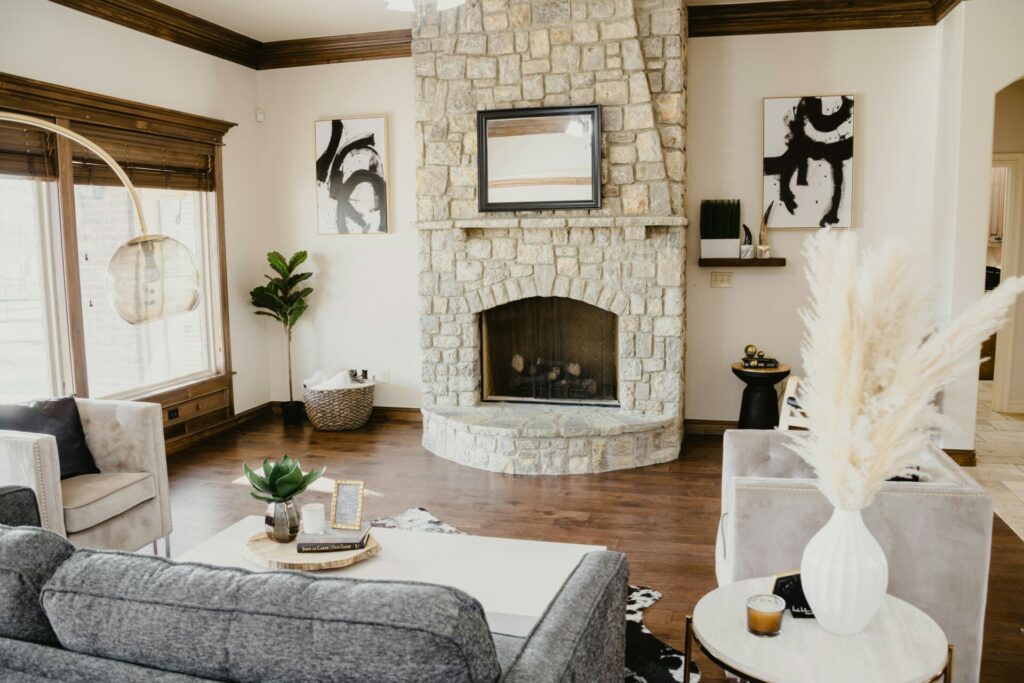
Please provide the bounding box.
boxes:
[414,0,687,474]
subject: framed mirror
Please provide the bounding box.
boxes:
[477,105,601,212]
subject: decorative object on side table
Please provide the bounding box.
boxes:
[700,199,741,259]
[746,594,786,637]
[250,251,314,425]
[243,455,325,542]
[790,229,1024,635]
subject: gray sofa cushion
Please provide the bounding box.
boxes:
[0,525,74,644]
[0,486,41,527]
[0,638,207,682]
[41,550,502,683]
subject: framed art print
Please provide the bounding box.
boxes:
[315,115,390,234]
[763,96,854,229]
[330,480,365,530]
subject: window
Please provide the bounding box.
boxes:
[75,185,218,397]
[0,176,65,401]
[0,72,234,406]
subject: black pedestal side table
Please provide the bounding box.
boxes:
[730,362,790,429]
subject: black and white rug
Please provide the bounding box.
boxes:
[372,508,699,683]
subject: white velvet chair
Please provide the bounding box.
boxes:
[0,399,171,555]
[716,429,993,683]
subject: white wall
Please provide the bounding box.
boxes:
[935,0,1024,447]
[684,26,941,422]
[255,60,421,407]
[0,0,270,412]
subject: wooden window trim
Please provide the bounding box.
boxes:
[0,73,238,440]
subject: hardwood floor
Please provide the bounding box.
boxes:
[167,414,1024,682]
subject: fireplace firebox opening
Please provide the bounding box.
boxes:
[480,296,618,406]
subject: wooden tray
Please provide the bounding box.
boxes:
[245,533,381,571]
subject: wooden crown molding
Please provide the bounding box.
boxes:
[50,0,412,69]
[689,0,964,38]
[260,30,415,69]
[52,0,965,67]
[49,0,262,68]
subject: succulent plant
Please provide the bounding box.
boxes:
[243,455,325,503]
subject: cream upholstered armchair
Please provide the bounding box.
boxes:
[0,399,171,555]
[716,429,993,683]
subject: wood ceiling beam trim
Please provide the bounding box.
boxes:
[49,0,262,68]
[49,0,964,68]
[258,30,413,70]
[689,0,963,38]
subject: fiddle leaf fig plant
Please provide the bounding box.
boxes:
[250,251,314,404]
[243,455,325,503]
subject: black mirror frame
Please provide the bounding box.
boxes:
[476,105,602,212]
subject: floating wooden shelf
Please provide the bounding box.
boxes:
[698,258,786,268]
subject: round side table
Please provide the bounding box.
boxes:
[731,362,790,429]
[684,577,951,683]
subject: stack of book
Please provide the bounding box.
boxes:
[296,523,372,553]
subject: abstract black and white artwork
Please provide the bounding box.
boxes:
[763,96,854,228]
[315,116,389,234]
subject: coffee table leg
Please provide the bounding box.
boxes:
[946,644,954,682]
[684,615,693,683]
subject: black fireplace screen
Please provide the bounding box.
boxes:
[481,296,617,404]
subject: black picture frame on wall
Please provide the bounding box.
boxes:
[477,105,602,212]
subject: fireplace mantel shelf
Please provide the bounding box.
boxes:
[416,215,687,235]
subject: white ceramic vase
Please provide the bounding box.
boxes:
[800,507,889,635]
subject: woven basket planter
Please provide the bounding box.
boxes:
[303,383,374,431]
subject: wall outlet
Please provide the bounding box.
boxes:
[372,369,390,383]
[710,271,733,288]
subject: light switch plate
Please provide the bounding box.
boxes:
[710,272,733,288]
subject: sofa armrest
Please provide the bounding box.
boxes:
[0,431,65,535]
[76,399,171,536]
[721,430,814,514]
[501,551,628,683]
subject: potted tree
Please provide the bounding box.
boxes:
[250,251,314,425]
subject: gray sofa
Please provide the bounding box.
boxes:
[717,429,994,683]
[0,521,627,682]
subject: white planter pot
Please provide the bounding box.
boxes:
[700,238,740,259]
[800,507,888,635]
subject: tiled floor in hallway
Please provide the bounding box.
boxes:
[972,380,1024,541]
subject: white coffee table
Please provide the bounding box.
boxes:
[177,516,603,638]
[685,577,951,683]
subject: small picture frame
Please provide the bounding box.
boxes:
[330,480,365,530]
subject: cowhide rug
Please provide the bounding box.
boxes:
[372,508,699,683]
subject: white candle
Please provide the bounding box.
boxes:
[302,503,325,534]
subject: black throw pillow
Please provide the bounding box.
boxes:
[0,397,99,479]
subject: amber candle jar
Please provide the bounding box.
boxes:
[746,594,786,637]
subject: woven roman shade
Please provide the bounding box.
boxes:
[0,72,234,190]
[0,121,57,180]
[69,121,215,191]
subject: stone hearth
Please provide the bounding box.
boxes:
[415,0,687,475]
[422,404,677,475]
